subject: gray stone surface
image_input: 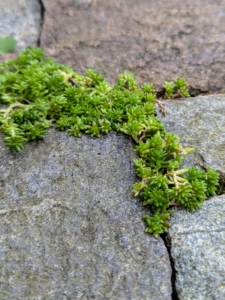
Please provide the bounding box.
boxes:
[0,129,172,299]
[41,0,225,92]
[157,94,225,175]
[156,95,225,299]
[168,195,225,300]
[0,0,42,51]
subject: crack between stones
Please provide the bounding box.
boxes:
[37,0,45,47]
[161,233,179,300]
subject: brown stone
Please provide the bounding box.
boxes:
[0,53,17,63]
[41,0,225,92]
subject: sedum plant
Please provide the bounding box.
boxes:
[164,77,190,99]
[0,47,219,237]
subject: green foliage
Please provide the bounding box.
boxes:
[0,37,17,55]
[143,211,172,238]
[0,47,220,237]
[164,77,190,98]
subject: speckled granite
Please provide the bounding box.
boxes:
[0,129,172,299]
[157,94,225,174]
[169,196,225,300]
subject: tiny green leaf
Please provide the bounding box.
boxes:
[0,37,17,55]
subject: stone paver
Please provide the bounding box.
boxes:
[41,0,225,92]
[0,130,172,299]
[169,196,225,300]
[157,94,225,175]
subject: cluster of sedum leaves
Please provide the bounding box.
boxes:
[0,47,219,237]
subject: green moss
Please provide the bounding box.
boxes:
[0,47,219,238]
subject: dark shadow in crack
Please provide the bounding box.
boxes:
[37,0,45,47]
[161,233,180,300]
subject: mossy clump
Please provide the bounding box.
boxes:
[0,47,219,237]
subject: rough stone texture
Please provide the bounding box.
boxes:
[0,129,172,299]
[168,195,225,300]
[157,94,225,176]
[41,0,225,92]
[0,0,42,51]
[156,95,225,299]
